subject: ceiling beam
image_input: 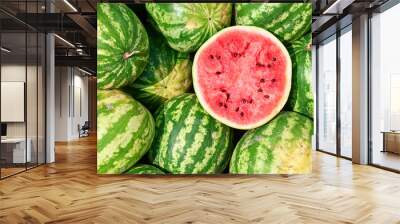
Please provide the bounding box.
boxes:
[55,55,96,71]
[66,13,96,46]
[322,0,356,14]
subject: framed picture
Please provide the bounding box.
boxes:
[97,2,313,175]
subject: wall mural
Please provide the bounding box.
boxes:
[96,3,313,175]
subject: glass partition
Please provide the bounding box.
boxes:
[0,0,46,179]
[1,31,28,177]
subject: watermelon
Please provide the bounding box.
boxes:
[285,33,313,118]
[146,3,232,53]
[97,3,149,89]
[148,94,233,174]
[124,27,192,112]
[125,164,165,174]
[229,111,313,174]
[193,26,292,130]
[235,3,312,43]
[97,89,155,174]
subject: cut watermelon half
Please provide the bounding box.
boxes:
[193,26,292,130]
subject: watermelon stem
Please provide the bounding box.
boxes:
[123,50,140,60]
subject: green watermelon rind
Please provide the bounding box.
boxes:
[285,33,314,119]
[192,25,292,130]
[97,3,149,89]
[145,3,233,53]
[235,3,312,43]
[125,27,192,112]
[229,111,313,174]
[148,93,233,174]
[97,89,155,174]
[125,164,166,174]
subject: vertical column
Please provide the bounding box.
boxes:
[336,29,341,157]
[46,0,55,163]
[352,14,369,164]
[312,45,317,150]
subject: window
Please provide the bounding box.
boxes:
[370,3,400,171]
[339,26,352,158]
[317,35,337,154]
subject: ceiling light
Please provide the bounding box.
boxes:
[63,0,78,12]
[1,47,11,53]
[54,34,75,48]
[78,67,93,76]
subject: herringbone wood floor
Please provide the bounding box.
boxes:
[1,135,400,224]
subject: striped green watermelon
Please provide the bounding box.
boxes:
[146,3,232,53]
[97,3,149,89]
[235,3,312,43]
[285,33,313,118]
[124,27,192,112]
[125,164,165,174]
[148,94,233,174]
[97,89,155,174]
[230,111,313,174]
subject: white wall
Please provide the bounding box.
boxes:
[1,63,46,164]
[55,67,89,141]
[1,65,40,137]
[55,66,70,141]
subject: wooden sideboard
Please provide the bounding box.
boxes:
[382,131,400,154]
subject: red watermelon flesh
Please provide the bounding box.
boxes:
[193,26,292,130]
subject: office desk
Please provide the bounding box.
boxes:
[381,131,400,154]
[1,138,31,163]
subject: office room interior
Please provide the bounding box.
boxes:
[0,0,400,223]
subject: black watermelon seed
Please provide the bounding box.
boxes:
[209,55,214,59]
[257,88,263,92]
[216,71,221,75]
[240,112,244,117]
[264,95,270,99]
[260,79,265,83]
[235,107,239,112]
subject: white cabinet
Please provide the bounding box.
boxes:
[1,138,32,163]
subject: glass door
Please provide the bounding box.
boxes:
[1,30,28,178]
[0,0,47,179]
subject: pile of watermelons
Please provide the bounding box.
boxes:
[97,3,313,175]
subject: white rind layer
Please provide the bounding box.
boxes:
[192,25,292,130]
